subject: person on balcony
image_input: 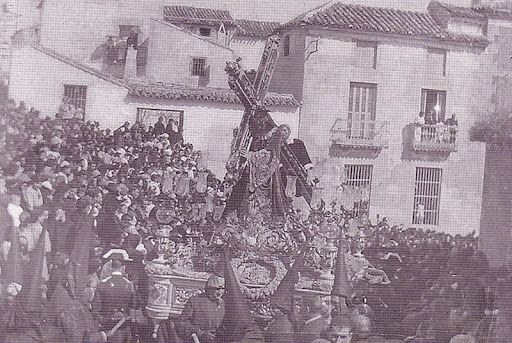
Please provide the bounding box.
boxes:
[424,110,435,125]
[444,114,458,144]
[414,112,425,143]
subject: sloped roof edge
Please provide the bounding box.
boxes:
[152,18,234,52]
[431,1,486,20]
[31,44,128,88]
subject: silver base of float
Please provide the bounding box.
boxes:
[146,271,208,338]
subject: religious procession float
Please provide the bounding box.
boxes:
[142,35,386,338]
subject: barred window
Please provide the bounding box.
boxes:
[413,167,442,226]
[63,85,87,113]
[343,164,373,217]
[191,57,207,76]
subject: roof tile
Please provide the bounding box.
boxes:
[163,6,236,27]
[234,19,281,38]
[128,82,300,108]
[281,2,488,46]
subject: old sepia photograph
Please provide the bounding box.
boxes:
[0,0,510,342]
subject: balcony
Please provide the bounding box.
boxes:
[330,119,389,149]
[413,124,457,152]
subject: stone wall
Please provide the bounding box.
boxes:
[146,19,234,88]
[271,28,489,235]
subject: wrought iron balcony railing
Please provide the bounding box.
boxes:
[412,123,457,152]
[330,119,389,148]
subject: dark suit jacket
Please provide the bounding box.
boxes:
[92,274,137,326]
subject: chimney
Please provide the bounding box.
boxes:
[124,46,137,80]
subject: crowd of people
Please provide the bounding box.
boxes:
[0,98,509,343]
[0,98,236,341]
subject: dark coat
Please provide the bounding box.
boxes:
[153,121,166,137]
[92,274,137,324]
[175,293,225,343]
[287,139,312,167]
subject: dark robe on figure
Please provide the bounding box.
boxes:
[281,138,312,200]
[69,212,95,295]
[46,262,75,300]
[287,139,312,167]
[65,209,94,254]
[96,194,122,246]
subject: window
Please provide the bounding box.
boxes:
[63,85,87,113]
[413,167,442,226]
[283,35,290,56]
[342,164,373,217]
[353,41,377,69]
[421,89,446,123]
[426,48,446,76]
[137,108,184,131]
[199,27,212,37]
[191,57,207,76]
[348,82,377,138]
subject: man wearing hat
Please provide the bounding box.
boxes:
[92,248,138,343]
[176,274,226,343]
